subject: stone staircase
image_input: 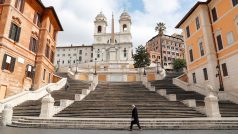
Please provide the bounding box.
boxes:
[55,81,205,118]
[12,73,91,117]
[10,116,238,129]
[151,72,238,117]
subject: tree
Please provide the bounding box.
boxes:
[155,22,166,68]
[133,45,151,68]
[173,59,186,72]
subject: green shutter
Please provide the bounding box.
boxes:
[29,37,32,51]
[8,23,13,39]
[10,57,16,72]
[1,54,7,70]
[35,39,39,53]
[15,27,21,42]
[20,0,25,13]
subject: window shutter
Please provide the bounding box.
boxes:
[29,37,32,51]
[1,54,7,70]
[20,0,25,13]
[8,23,13,39]
[15,27,21,42]
[35,39,39,53]
[15,0,19,8]
[10,57,16,72]
[25,64,29,75]
[37,14,42,28]
[33,13,37,24]
[31,69,35,79]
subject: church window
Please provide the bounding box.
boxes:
[123,24,127,32]
[124,48,127,57]
[98,26,102,33]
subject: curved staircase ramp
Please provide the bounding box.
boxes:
[10,117,238,129]
[54,81,205,118]
[13,73,91,117]
[151,72,238,117]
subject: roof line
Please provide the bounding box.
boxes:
[147,34,183,43]
[175,0,211,28]
[36,0,63,31]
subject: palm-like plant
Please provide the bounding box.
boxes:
[155,22,166,36]
[155,22,166,68]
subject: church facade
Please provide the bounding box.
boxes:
[92,11,133,65]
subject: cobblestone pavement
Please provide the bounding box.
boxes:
[1,127,238,134]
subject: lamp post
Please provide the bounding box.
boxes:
[69,56,72,69]
[57,59,60,72]
[216,65,224,91]
[76,59,79,73]
[156,59,159,74]
[94,58,97,75]
[143,59,146,76]
[29,66,36,91]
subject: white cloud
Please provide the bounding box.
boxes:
[41,0,197,48]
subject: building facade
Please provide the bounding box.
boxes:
[93,11,133,64]
[146,34,185,70]
[176,0,238,92]
[0,0,63,100]
[55,45,93,67]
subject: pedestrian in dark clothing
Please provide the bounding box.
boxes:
[65,81,70,91]
[129,104,142,131]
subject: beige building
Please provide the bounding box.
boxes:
[146,34,185,70]
[55,45,93,68]
[176,0,238,92]
[0,0,63,100]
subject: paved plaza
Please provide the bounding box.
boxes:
[1,127,238,134]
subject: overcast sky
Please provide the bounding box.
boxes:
[41,0,205,48]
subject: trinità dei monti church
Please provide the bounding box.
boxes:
[92,10,133,66]
[55,10,163,82]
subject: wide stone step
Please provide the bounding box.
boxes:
[11,117,238,129]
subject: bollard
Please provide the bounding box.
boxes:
[40,94,55,118]
[2,104,13,126]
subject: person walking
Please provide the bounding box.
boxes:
[65,81,70,91]
[129,104,142,131]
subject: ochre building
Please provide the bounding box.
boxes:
[146,34,185,70]
[0,0,63,100]
[176,0,238,92]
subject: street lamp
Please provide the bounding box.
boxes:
[156,59,159,74]
[216,65,224,91]
[143,59,146,76]
[69,56,72,69]
[76,59,79,73]
[94,58,97,75]
[29,66,36,91]
[57,59,60,72]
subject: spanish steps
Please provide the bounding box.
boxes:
[150,72,238,117]
[12,73,91,117]
[4,72,238,129]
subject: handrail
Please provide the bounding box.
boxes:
[0,78,67,112]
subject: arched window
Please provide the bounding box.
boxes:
[98,26,102,33]
[123,24,127,32]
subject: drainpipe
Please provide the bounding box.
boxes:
[206,5,224,91]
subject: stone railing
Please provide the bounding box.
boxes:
[173,76,208,96]
[0,78,67,113]
[218,92,238,104]
[173,75,238,104]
